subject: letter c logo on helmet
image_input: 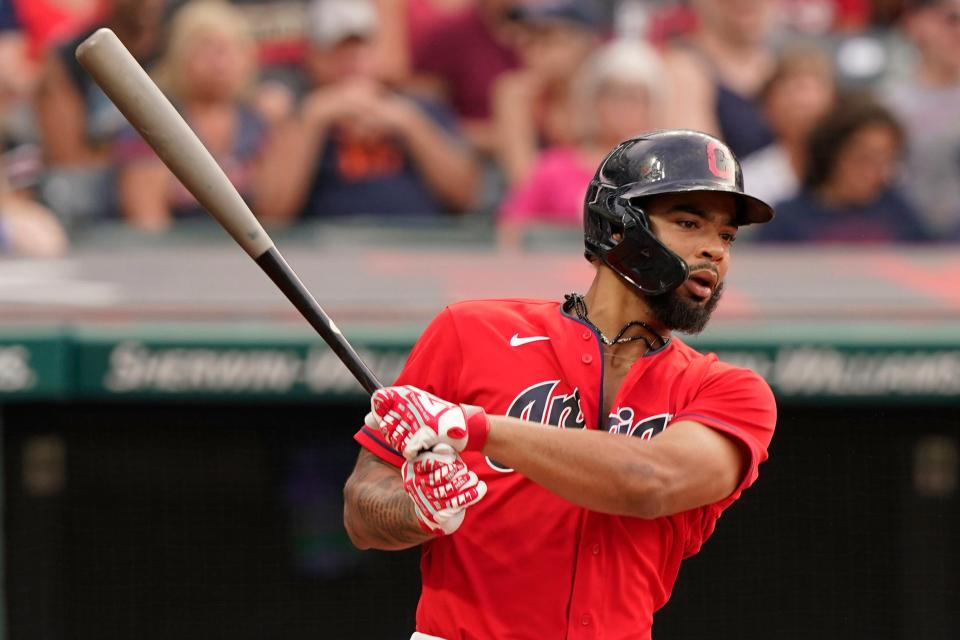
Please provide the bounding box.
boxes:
[582,129,774,296]
[706,140,734,181]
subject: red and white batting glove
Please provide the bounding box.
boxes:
[369,385,491,460]
[401,444,487,536]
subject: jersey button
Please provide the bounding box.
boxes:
[581,331,591,341]
[581,614,592,626]
[592,544,600,555]
[581,354,593,364]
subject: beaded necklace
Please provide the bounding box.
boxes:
[564,293,666,350]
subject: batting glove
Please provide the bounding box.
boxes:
[401,444,487,536]
[369,385,491,460]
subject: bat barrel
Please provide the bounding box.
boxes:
[75,28,273,259]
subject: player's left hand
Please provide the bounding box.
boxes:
[368,385,490,459]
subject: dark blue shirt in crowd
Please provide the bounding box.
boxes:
[302,95,460,218]
[682,42,774,159]
[755,188,930,244]
[0,0,19,30]
[716,82,774,160]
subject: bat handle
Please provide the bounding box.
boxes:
[256,248,383,396]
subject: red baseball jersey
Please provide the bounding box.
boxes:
[355,298,777,640]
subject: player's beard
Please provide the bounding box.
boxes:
[645,282,724,334]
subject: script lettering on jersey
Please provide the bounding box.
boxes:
[506,380,586,429]
[486,380,586,472]
[487,383,675,472]
[607,409,672,440]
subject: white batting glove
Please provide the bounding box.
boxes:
[401,444,487,536]
[370,385,491,460]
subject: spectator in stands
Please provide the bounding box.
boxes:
[258,0,478,221]
[756,95,928,243]
[373,0,468,87]
[662,0,777,159]
[114,0,280,232]
[0,160,67,256]
[881,0,960,240]
[166,0,312,126]
[0,3,65,256]
[1,118,66,257]
[0,1,43,179]
[411,0,523,154]
[0,2,37,120]
[219,0,313,125]
[742,47,837,210]
[497,39,664,247]
[492,0,602,186]
[36,0,167,225]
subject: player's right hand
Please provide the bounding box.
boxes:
[401,444,487,536]
[370,385,491,459]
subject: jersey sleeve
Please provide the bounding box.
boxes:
[674,364,776,497]
[671,363,777,554]
[353,307,464,467]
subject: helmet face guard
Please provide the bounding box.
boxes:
[585,186,688,295]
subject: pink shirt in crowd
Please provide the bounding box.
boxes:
[498,146,595,226]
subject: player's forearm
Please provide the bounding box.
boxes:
[343,451,433,550]
[482,416,667,518]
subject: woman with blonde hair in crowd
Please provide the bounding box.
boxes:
[497,38,664,248]
[114,0,281,231]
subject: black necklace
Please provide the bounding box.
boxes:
[564,293,666,349]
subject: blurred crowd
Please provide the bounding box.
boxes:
[0,0,958,256]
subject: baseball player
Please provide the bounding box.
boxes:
[346,129,777,640]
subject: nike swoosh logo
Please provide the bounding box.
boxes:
[510,333,551,347]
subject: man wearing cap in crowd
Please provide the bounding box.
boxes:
[258,0,479,222]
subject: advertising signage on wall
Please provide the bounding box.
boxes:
[717,347,960,400]
[91,342,409,398]
[0,331,69,399]
[1,326,959,403]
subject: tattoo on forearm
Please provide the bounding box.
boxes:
[346,451,429,548]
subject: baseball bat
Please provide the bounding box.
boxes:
[75,28,382,395]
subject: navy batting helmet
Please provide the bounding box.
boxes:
[583,129,774,295]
